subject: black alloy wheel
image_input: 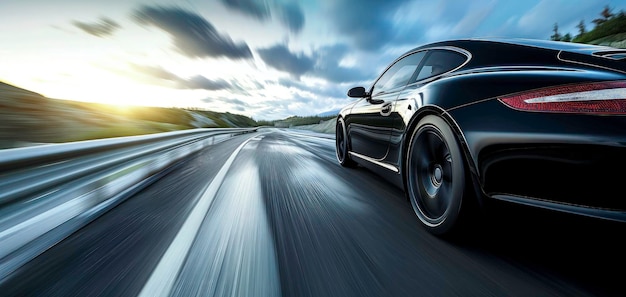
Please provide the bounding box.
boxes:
[336,117,356,167]
[406,115,468,235]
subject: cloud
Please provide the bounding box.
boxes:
[202,97,251,106]
[451,0,497,37]
[320,0,508,50]
[184,76,232,90]
[262,91,348,119]
[220,0,304,33]
[72,17,120,37]
[250,79,265,90]
[275,2,305,33]
[257,44,314,78]
[257,43,372,83]
[129,63,180,81]
[495,0,603,39]
[229,98,251,107]
[201,77,351,120]
[133,5,252,59]
[201,96,254,113]
[129,63,234,91]
[312,44,373,83]
[518,0,588,36]
[321,0,411,51]
[201,88,349,120]
[221,0,271,20]
[277,78,347,99]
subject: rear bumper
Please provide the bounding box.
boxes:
[450,99,626,212]
[480,143,626,210]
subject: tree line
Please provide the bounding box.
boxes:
[550,5,626,43]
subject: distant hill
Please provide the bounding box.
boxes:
[0,81,44,98]
[291,118,336,134]
[266,115,336,128]
[317,108,341,117]
[0,81,258,148]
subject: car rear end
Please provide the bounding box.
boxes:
[448,42,626,220]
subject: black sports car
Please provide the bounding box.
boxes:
[335,38,626,236]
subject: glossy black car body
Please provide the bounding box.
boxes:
[336,38,626,235]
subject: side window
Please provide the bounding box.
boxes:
[414,50,467,82]
[372,51,426,95]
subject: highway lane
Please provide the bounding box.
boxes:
[1,128,624,296]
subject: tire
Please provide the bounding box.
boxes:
[406,115,469,236]
[336,117,357,167]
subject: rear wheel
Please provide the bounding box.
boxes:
[406,115,469,236]
[336,117,356,167]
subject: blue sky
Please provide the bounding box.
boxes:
[1,0,624,120]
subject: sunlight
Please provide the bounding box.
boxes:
[8,61,190,110]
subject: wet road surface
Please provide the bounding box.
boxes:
[1,128,624,297]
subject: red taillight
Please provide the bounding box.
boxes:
[499,81,626,114]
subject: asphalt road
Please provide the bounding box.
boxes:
[1,128,624,297]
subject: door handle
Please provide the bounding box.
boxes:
[380,102,392,116]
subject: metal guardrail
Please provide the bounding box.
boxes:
[0,127,258,281]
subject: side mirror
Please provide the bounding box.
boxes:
[347,86,367,98]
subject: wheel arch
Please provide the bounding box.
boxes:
[400,105,484,206]
[336,115,352,150]
[335,115,358,167]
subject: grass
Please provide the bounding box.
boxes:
[1,80,337,146]
[61,122,189,142]
[196,111,259,128]
[63,100,195,127]
[573,12,626,44]
[587,32,626,46]
[270,115,337,127]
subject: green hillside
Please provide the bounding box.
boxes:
[261,115,336,128]
[552,6,626,48]
[0,81,259,148]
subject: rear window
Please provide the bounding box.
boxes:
[560,50,626,73]
[594,51,626,60]
[414,50,467,82]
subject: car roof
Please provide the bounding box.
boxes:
[474,37,617,53]
[408,38,617,55]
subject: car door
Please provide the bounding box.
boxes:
[388,48,469,165]
[347,51,426,160]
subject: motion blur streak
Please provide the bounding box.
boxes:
[138,135,272,297]
[1,130,624,296]
[170,135,280,297]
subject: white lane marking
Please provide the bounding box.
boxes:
[171,154,280,297]
[138,135,260,297]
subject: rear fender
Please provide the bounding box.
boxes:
[401,106,485,207]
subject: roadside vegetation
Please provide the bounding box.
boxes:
[60,123,186,142]
[196,110,258,128]
[0,80,340,147]
[0,81,260,148]
[264,115,336,127]
[551,5,626,48]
